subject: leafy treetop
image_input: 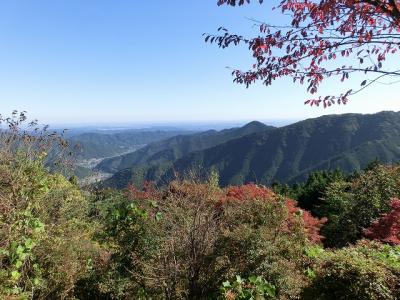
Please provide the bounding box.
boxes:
[208,0,400,107]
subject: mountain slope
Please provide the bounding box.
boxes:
[103,111,400,189]
[69,130,190,160]
[96,121,273,173]
[163,111,400,186]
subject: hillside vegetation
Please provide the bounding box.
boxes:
[69,129,191,160]
[1,113,400,299]
[98,121,272,188]
[103,111,400,189]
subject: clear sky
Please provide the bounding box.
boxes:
[0,0,399,125]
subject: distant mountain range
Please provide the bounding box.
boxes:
[69,129,192,160]
[97,121,272,172]
[98,111,400,189]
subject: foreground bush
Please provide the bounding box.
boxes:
[214,184,325,299]
[302,241,400,300]
[0,153,98,299]
[0,113,98,299]
[94,182,325,299]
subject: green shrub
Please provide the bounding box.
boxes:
[93,182,221,299]
[302,241,400,299]
[220,275,276,300]
[212,194,310,299]
[319,164,400,247]
[0,154,98,298]
[0,114,98,299]
[89,189,158,299]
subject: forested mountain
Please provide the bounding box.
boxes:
[103,111,400,188]
[69,129,191,160]
[96,121,272,173]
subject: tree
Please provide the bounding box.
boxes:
[296,170,345,213]
[364,198,400,245]
[318,164,400,247]
[208,0,400,107]
[97,181,324,298]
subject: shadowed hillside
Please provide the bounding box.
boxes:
[97,121,271,173]
[103,111,400,188]
[69,129,191,160]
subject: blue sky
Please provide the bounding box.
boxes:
[0,0,399,125]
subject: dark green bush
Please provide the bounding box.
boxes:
[319,164,400,247]
[302,241,400,300]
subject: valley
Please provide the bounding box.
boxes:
[82,111,400,189]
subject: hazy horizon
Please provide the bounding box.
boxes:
[44,110,399,133]
[48,117,295,127]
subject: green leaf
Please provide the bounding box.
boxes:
[236,275,244,284]
[16,245,25,255]
[0,248,10,256]
[248,275,257,284]
[11,270,21,281]
[155,212,162,221]
[15,260,23,269]
[24,238,35,250]
[265,284,276,297]
[305,267,316,279]
[222,281,231,288]
[33,277,41,286]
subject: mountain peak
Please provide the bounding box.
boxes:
[242,121,267,130]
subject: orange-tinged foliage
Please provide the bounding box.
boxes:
[127,181,160,201]
[128,182,326,244]
[223,183,275,202]
[221,184,327,244]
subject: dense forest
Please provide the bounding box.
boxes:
[99,111,400,189]
[1,113,399,299]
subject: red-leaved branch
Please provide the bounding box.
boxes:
[207,0,400,107]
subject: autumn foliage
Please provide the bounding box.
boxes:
[221,184,327,244]
[209,0,400,106]
[364,198,400,245]
[127,180,160,201]
[127,182,326,245]
[2,113,400,299]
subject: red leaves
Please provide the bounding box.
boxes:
[217,0,263,6]
[210,0,400,106]
[129,181,326,244]
[127,181,160,201]
[286,199,327,244]
[364,198,400,245]
[223,183,275,202]
[221,184,327,243]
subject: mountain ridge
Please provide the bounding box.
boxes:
[96,120,273,174]
[102,111,400,189]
